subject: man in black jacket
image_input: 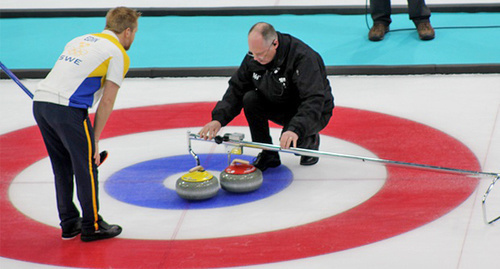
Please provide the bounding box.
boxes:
[199,22,334,171]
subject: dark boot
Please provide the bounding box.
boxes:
[61,217,82,240]
[369,23,389,41]
[81,220,122,242]
[299,134,320,166]
[252,150,281,171]
[415,21,435,40]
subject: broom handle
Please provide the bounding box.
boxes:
[0,61,34,99]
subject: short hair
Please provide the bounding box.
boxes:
[248,22,277,44]
[105,7,141,34]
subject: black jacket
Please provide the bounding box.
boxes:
[212,32,334,138]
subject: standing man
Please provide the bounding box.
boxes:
[199,22,334,171]
[368,0,435,41]
[32,7,140,242]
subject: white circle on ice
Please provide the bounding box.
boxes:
[9,127,386,240]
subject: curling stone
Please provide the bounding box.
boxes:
[176,166,219,200]
[220,159,263,193]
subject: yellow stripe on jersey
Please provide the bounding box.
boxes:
[83,119,99,231]
[88,57,111,88]
[91,33,130,78]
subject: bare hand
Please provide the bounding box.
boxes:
[280,131,298,149]
[199,120,222,140]
[94,142,101,166]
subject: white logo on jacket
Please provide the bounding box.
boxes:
[253,73,261,80]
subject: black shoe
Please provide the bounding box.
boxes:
[98,150,108,166]
[61,218,82,240]
[252,151,281,172]
[299,134,320,166]
[300,156,319,166]
[81,220,122,242]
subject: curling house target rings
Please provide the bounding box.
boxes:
[104,154,293,209]
[0,102,480,268]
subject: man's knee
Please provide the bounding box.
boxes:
[242,90,261,111]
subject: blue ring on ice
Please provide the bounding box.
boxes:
[104,154,293,209]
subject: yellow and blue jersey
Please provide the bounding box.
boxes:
[34,30,129,109]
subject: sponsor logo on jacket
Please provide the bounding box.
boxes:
[253,72,261,81]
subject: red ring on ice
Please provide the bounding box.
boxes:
[0,103,479,268]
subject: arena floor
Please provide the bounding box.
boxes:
[1,74,499,268]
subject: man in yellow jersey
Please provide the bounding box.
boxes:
[33,7,140,242]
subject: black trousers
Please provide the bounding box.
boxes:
[370,0,431,25]
[33,101,101,232]
[242,90,331,148]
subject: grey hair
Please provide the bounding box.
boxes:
[248,22,277,44]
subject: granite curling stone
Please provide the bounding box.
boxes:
[176,166,219,200]
[220,159,263,193]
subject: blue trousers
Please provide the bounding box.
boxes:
[33,101,101,232]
